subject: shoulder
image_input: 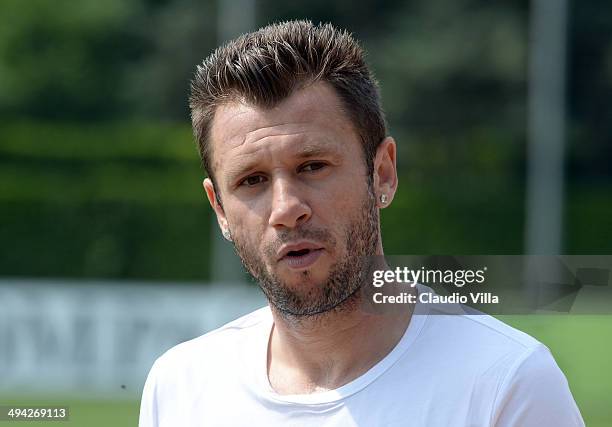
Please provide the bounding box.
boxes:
[451,312,541,351]
[490,340,585,426]
[413,289,550,387]
[139,306,271,426]
[415,292,583,425]
[149,305,270,379]
[415,306,546,388]
[421,295,543,360]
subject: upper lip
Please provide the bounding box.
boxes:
[277,241,324,261]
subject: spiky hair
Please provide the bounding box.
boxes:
[189,20,386,183]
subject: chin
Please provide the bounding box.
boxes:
[278,268,330,288]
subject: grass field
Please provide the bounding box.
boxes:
[0,399,138,426]
[1,316,610,427]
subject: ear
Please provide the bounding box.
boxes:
[203,178,230,235]
[373,137,398,208]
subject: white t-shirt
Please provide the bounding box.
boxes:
[139,285,584,426]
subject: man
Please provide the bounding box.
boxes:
[139,21,584,426]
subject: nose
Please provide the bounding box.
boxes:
[268,176,311,229]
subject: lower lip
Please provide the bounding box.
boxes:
[281,249,324,269]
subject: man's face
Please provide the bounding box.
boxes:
[205,82,381,316]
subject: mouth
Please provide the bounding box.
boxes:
[277,243,325,269]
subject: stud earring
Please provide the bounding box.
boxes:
[222,229,232,242]
[380,194,388,205]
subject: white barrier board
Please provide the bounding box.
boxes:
[0,279,266,398]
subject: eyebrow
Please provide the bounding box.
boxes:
[225,143,339,183]
[294,144,337,159]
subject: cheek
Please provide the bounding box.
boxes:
[318,177,369,217]
[229,208,269,251]
[226,198,259,230]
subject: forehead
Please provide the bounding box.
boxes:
[208,82,361,175]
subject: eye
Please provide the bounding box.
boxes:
[300,162,327,173]
[240,175,267,187]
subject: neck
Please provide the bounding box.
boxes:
[266,258,416,395]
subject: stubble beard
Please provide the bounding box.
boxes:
[231,184,380,321]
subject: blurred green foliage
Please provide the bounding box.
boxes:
[0,0,217,120]
[0,0,611,279]
[1,121,610,279]
[0,122,213,279]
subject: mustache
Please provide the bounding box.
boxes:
[262,226,337,259]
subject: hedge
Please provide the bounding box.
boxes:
[1,121,610,280]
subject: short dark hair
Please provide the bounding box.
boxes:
[189,20,387,187]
